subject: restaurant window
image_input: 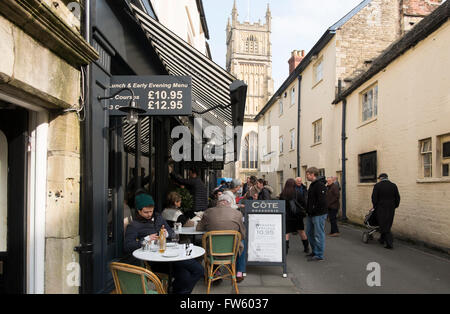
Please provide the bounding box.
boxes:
[361,84,378,122]
[359,151,377,183]
[313,119,322,144]
[420,138,432,178]
[241,132,258,169]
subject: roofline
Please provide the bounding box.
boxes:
[254,0,373,121]
[329,0,372,30]
[333,0,450,104]
[196,0,210,39]
[255,30,335,121]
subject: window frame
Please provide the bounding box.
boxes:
[313,57,324,86]
[359,151,377,183]
[313,119,322,145]
[361,83,378,123]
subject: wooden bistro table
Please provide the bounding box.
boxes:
[133,244,205,294]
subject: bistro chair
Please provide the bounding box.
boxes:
[110,262,166,294]
[143,261,169,292]
[202,230,241,294]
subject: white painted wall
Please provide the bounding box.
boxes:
[150,0,208,55]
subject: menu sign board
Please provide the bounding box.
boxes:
[108,76,192,116]
[244,200,287,277]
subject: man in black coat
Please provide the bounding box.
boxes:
[371,173,401,249]
[170,168,208,212]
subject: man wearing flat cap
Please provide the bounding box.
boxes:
[371,173,401,249]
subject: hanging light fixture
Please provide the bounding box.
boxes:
[97,87,145,126]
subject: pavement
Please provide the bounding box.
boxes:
[192,222,450,294]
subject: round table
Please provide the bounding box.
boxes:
[133,244,205,293]
[175,227,205,243]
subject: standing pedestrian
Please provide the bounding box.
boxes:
[305,167,328,261]
[256,179,272,200]
[371,173,400,249]
[169,167,208,212]
[295,177,309,253]
[326,177,340,236]
[279,179,308,254]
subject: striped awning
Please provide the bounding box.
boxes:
[130,3,237,129]
[122,3,247,157]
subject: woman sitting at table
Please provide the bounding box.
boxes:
[124,193,204,294]
[162,191,196,228]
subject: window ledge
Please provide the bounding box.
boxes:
[289,149,295,152]
[311,142,322,148]
[357,183,376,186]
[357,117,377,129]
[312,79,323,89]
[416,178,450,183]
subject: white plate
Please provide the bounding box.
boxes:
[162,251,179,258]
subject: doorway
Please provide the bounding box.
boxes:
[0,103,28,294]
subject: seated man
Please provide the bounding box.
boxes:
[196,193,247,283]
[124,193,204,294]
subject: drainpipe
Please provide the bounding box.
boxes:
[296,75,302,177]
[339,80,348,221]
[78,0,93,294]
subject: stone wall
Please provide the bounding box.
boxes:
[45,112,81,293]
[0,1,87,293]
[336,0,402,88]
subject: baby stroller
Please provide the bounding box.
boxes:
[362,208,379,243]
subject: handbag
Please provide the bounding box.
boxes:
[289,198,306,217]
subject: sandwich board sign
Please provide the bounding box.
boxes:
[244,200,287,277]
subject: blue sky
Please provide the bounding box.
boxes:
[203,0,364,90]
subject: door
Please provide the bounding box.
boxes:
[0,104,28,294]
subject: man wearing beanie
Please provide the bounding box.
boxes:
[124,193,204,294]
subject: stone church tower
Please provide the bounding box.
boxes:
[226,1,274,119]
[225,0,274,180]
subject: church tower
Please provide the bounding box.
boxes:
[226,1,273,180]
[226,1,274,120]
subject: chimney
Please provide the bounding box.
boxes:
[288,50,305,75]
[401,0,442,33]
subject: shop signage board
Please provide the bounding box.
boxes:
[244,200,287,278]
[108,76,192,116]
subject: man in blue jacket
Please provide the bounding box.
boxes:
[124,193,204,294]
[305,167,328,261]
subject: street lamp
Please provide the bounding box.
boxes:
[97,87,145,125]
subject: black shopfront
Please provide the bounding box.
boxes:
[79,0,246,293]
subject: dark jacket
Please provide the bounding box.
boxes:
[124,214,175,254]
[280,189,306,220]
[306,176,328,217]
[170,173,208,212]
[258,187,272,200]
[326,183,340,210]
[371,179,400,233]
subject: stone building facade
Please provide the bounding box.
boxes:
[225,0,274,180]
[333,2,450,251]
[0,0,97,293]
[255,0,443,208]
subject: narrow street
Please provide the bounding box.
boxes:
[287,222,450,294]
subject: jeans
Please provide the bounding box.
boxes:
[306,214,328,259]
[328,208,339,234]
[236,240,247,274]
